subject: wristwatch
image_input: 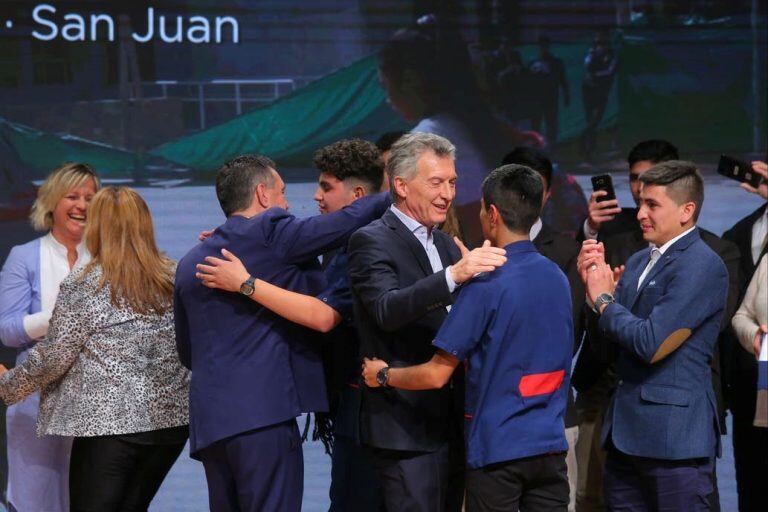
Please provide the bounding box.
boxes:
[239,276,256,296]
[376,366,391,388]
[593,293,615,314]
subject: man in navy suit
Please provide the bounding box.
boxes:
[173,154,388,511]
[348,132,508,512]
[577,161,728,511]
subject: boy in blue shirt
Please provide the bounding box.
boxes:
[363,164,573,511]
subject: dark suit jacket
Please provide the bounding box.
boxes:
[534,223,584,428]
[723,203,768,417]
[599,229,728,459]
[348,209,461,452]
[174,193,389,457]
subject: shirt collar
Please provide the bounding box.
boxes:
[529,218,543,241]
[45,232,87,255]
[651,225,697,255]
[390,204,433,235]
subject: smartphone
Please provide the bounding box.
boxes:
[591,174,616,202]
[717,155,764,188]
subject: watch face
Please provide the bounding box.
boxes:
[376,367,389,387]
[240,282,254,296]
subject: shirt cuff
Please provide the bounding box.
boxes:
[444,266,458,293]
[583,219,598,240]
[22,311,51,341]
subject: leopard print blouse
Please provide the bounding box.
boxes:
[0,264,190,437]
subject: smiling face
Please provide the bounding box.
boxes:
[636,183,695,246]
[394,150,456,227]
[314,172,357,214]
[50,178,97,245]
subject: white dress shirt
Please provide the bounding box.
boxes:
[22,233,89,341]
[637,226,696,290]
[390,205,458,296]
[530,218,543,241]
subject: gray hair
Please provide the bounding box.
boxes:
[387,132,456,201]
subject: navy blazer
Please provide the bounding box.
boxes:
[348,209,461,452]
[174,193,389,457]
[598,229,728,460]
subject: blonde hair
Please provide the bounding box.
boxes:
[29,163,100,231]
[83,187,174,315]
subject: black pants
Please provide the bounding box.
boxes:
[465,452,568,512]
[69,435,186,512]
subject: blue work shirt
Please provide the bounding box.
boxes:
[433,240,573,469]
[318,249,353,322]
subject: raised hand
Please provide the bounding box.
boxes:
[449,239,508,284]
[195,248,250,293]
[576,240,606,284]
[587,190,621,233]
[740,161,768,200]
[586,261,617,308]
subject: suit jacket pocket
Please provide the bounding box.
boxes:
[640,383,690,407]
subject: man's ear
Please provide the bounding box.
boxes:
[393,176,408,201]
[488,204,500,227]
[680,201,696,224]
[255,183,270,208]
[542,188,552,208]
[353,185,367,200]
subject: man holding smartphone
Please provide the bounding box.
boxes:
[581,140,678,242]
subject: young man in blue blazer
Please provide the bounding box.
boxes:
[578,161,728,511]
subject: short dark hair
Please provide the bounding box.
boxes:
[313,139,384,193]
[375,131,408,152]
[215,154,276,217]
[627,140,679,168]
[501,147,554,189]
[639,160,704,221]
[482,164,543,234]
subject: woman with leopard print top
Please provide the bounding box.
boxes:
[0,186,190,511]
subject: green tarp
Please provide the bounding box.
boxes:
[0,117,137,177]
[150,56,409,172]
[2,29,760,178]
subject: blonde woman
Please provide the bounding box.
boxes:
[0,187,190,511]
[0,163,99,511]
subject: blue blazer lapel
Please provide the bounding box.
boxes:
[620,247,650,309]
[382,210,433,277]
[628,229,700,311]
